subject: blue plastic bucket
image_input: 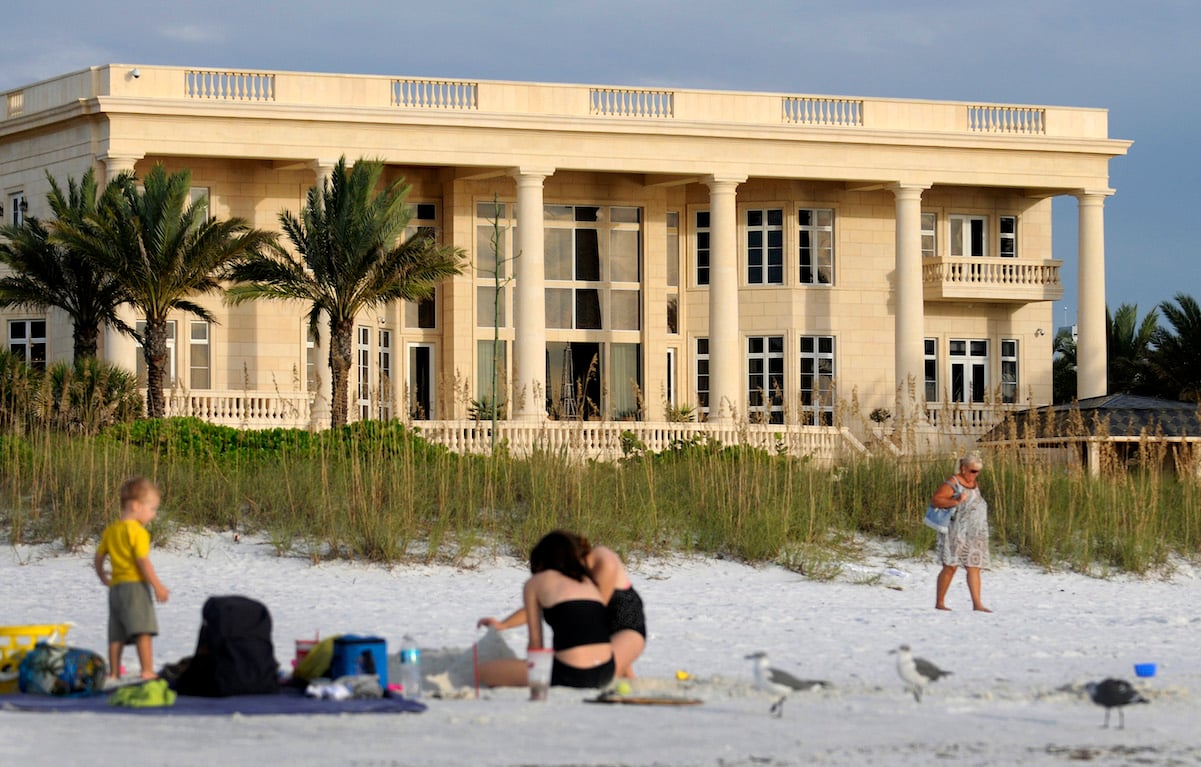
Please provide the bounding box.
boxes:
[1134,663,1157,678]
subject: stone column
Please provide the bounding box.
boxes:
[307,159,339,427]
[704,175,745,423]
[511,168,553,420]
[1076,190,1111,400]
[98,154,144,372]
[890,183,929,418]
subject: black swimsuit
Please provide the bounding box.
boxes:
[541,600,616,689]
[606,587,647,639]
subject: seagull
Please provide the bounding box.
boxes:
[891,645,952,702]
[1085,678,1149,729]
[745,652,829,718]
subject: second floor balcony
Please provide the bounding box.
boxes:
[922,257,1063,304]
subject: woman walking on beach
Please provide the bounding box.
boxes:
[932,453,992,612]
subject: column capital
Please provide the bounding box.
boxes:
[98,153,144,181]
[1074,188,1114,204]
[704,174,746,192]
[888,182,931,199]
[508,167,555,183]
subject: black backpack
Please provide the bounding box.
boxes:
[174,596,279,697]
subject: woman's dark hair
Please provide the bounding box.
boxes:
[529,530,593,582]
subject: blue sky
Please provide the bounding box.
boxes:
[1,0,1195,324]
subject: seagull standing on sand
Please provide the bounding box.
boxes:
[892,645,952,702]
[745,652,828,718]
[1085,678,1149,729]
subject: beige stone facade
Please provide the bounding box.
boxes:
[0,65,1130,443]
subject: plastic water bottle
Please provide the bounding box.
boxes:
[399,635,421,699]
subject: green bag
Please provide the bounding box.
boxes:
[293,635,340,681]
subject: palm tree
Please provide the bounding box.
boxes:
[56,164,278,417]
[1106,303,1158,396]
[1052,326,1077,404]
[1151,293,1201,402]
[0,169,135,360]
[226,157,464,428]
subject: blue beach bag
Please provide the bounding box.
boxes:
[18,643,106,697]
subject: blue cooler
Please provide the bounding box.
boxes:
[330,636,388,688]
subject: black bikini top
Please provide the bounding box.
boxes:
[541,600,610,651]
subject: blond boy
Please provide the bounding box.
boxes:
[93,476,170,680]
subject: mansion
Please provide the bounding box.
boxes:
[0,65,1129,454]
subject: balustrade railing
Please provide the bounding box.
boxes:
[6,91,24,116]
[782,96,863,126]
[589,87,674,118]
[185,70,276,101]
[968,105,1045,134]
[161,390,313,427]
[392,78,478,110]
[922,257,1062,288]
[925,402,1019,433]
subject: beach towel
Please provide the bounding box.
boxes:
[1,686,425,716]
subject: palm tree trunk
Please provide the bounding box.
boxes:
[143,316,170,418]
[329,319,354,428]
[73,322,100,361]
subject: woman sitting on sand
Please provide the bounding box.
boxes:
[476,531,615,689]
[479,533,646,678]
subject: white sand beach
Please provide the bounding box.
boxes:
[2,532,1199,766]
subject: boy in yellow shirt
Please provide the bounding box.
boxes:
[94,476,170,680]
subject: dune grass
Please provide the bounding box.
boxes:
[3,415,1201,576]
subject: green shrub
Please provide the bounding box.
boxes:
[38,358,142,434]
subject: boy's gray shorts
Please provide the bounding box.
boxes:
[108,582,158,644]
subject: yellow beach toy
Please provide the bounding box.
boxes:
[0,624,73,694]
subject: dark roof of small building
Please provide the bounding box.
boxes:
[981,393,1201,442]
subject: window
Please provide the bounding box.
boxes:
[921,213,937,259]
[378,330,393,420]
[747,335,784,424]
[9,193,27,227]
[406,290,437,329]
[800,335,835,425]
[544,204,641,331]
[745,208,784,285]
[306,328,320,391]
[1000,216,1017,258]
[694,210,710,286]
[476,201,512,330]
[666,212,680,288]
[924,338,939,403]
[135,321,176,387]
[667,211,680,335]
[696,338,710,420]
[949,339,988,403]
[1001,339,1019,404]
[8,319,46,369]
[405,203,439,329]
[666,347,677,406]
[408,343,434,420]
[477,339,507,408]
[611,343,641,420]
[356,326,371,420]
[950,215,988,257]
[478,286,506,329]
[798,208,834,285]
[189,321,210,390]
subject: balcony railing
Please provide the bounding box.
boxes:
[161,390,315,428]
[0,65,1114,141]
[925,402,1022,434]
[922,257,1063,303]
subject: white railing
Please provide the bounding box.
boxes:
[415,420,865,464]
[161,390,314,428]
[925,403,1021,433]
[923,257,1062,289]
[6,90,23,116]
[391,78,478,110]
[968,105,1045,134]
[589,87,674,118]
[185,70,276,102]
[782,96,863,126]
